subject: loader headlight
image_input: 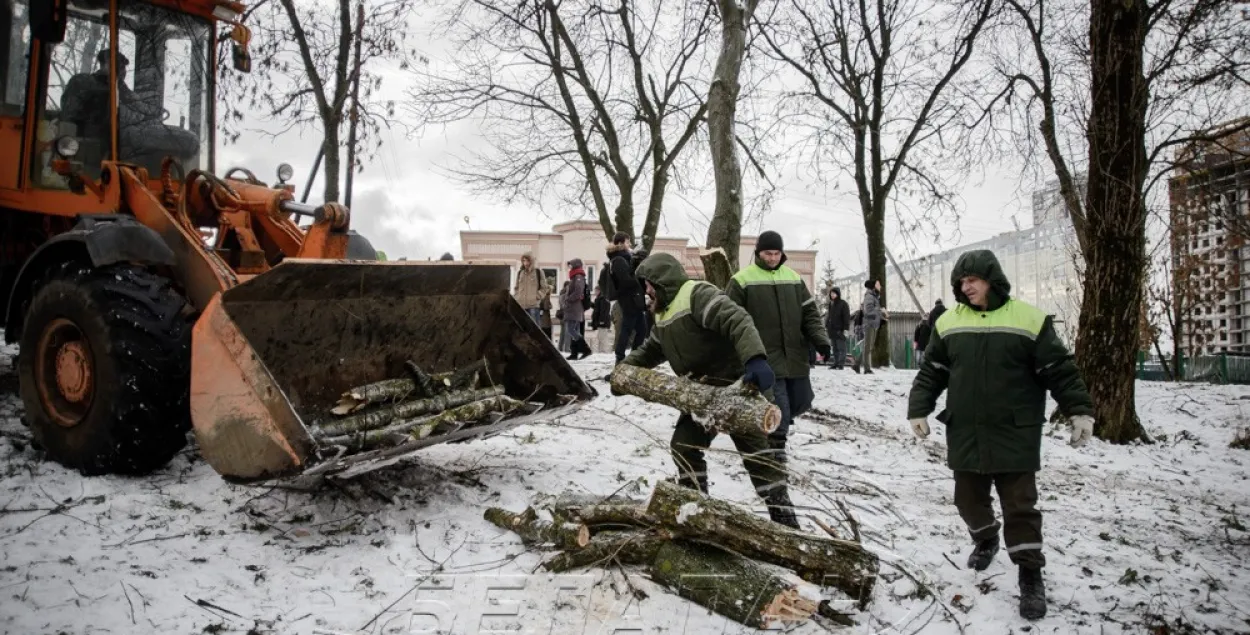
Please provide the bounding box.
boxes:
[276,163,294,184]
[55,136,80,158]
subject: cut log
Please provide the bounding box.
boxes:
[314,386,505,437]
[645,480,878,605]
[318,395,522,449]
[649,541,820,628]
[542,531,667,573]
[609,365,781,436]
[484,507,590,551]
[530,493,653,529]
[332,378,418,415]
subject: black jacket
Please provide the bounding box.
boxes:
[914,321,932,350]
[930,302,947,325]
[606,243,646,312]
[825,296,851,335]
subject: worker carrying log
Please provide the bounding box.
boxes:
[618,252,801,529]
[725,230,831,473]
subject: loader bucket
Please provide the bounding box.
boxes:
[189,259,595,480]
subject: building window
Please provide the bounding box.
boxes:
[1204,239,1210,247]
[1220,319,1227,327]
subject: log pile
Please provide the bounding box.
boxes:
[484,480,879,629]
[310,359,540,454]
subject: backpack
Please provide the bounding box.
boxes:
[581,280,593,311]
[852,309,863,327]
[601,266,618,302]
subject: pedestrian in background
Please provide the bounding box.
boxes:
[824,287,851,369]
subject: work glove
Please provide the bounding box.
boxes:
[909,418,930,439]
[742,357,775,392]
[816,344,832,359]
[1069,415,1094,447]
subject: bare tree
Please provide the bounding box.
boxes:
[698,0,764,287]
[760,0,995,365]
[409,0,713,251]
[988,0,1250,441]
[218,0,419,203]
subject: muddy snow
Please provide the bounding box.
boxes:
[2,339,1248,634]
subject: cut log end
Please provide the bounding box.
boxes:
[761,585,821,626]
[762,404,781,435]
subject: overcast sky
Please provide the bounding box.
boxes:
[218,8,1048,279]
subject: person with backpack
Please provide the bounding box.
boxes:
[560,258,592,360]
[590,285,613,353]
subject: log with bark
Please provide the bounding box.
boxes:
[331,360,490,415]
[542,530,668,573]
[314,386,505,437]
[650,541,820,628]
[484,507,590,551]
[318,394,522,449]
[530,493,653,529]
[645,480,878,604]
[609,365,781,435]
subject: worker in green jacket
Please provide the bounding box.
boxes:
[907,249,1095,621]
[622,252,800,529]
[726,231,831,468]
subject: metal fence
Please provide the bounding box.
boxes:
[1137,353,1250,384]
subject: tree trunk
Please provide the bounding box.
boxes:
[703,0,758,284]
[1078,0,1150,443]
[343,1,364,208]
[316,395,522,449]
[542,530,667,572]
[649,541,820,628]
[483,507,591,551]
[609,364,781,436]
[645,480,879,605]
[642,158,668,255]
[865,209,891,367]
[321,119,342,203]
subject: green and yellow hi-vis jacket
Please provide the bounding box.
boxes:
[624,253,767,384]
[907,249,1094,474]
[726,256,831,378]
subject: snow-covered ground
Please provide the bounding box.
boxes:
[2,338,1249,635]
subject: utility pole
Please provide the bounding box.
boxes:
[885,246,925,313]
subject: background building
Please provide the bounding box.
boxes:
[1168,119,1250,357]
[833,178,1085,349]
[461,221,818,291]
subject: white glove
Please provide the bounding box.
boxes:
[1070,415,1094,447]
[909,418,930,439]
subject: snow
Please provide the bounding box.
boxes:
[676,502,701,525]
[2,340,1249,634]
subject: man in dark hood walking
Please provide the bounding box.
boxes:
[622,253,799,529]
[907,249,1095,621]
[825,287,851,369]
[607,232,649,363]
[726,231,831,484]
[930,298,947,325]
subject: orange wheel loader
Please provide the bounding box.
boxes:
[0,0,592,479]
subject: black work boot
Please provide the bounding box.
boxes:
[765,488,801,530]
[671,474,708,493]
[966,535,1000,571]
[1018,567,1047,620]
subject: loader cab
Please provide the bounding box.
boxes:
[0,0,213,198]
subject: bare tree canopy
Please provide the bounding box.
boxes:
[218,0,420,203]
[409,0,716,250]
[759,0,995,364]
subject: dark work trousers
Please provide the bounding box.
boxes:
[830,333,848,368]
[954,471,1045,569]
[614,308,648,362]
[670,413,785,498]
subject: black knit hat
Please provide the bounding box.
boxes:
[865,278,878,290]
[755,231,784,253]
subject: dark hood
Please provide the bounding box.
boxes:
[753,252,788,271]
[951,250,1011,310]
[606,242,631,258]
[567,258,584,270]
[634,252,689,312]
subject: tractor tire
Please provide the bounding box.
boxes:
[17,262,192,475]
